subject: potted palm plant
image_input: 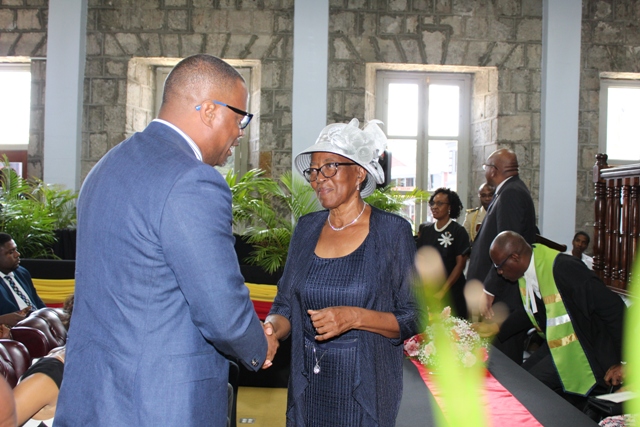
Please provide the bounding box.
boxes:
[0,159,77,259]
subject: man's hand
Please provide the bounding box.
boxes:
[308,307,357,341]
[604,363,625,387]
[0,307,31,327]
[262,322,279,369]
[0,325,10,339]
[480,292,495,319]
[471,321,500,338]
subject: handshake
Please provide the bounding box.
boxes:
[261,320,280,369]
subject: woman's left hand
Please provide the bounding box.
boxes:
[308,307,358,341]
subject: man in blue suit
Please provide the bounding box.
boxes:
[0,233,46,326]
[55,55,277,426]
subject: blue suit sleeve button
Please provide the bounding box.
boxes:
[251,358,259,367]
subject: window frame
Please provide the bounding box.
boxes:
[0,62,32,150]
[375,70,471,227]
[599,77,640,165]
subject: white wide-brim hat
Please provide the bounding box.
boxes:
[294,118,387,198]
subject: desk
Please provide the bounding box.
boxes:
[397,347,598,426]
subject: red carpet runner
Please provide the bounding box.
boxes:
[411,359,543,426]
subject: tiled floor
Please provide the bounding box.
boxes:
[236,386,287,427]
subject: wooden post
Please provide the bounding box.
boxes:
[593,154,608,280]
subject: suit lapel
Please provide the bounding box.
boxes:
[0,277,18,310]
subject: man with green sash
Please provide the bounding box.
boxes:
[489,231,625,408]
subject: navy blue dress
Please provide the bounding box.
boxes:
[270,207,421,427]
[302,242,369,426]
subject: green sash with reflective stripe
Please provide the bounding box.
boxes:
[518,245,596,395]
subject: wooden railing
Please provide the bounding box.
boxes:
[593,153,640,291]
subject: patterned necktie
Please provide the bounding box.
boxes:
[4,275,32,308]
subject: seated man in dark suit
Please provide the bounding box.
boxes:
[488,231,625,409]
[0,233,45,326]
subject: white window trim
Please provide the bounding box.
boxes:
[0,60,32,151]
[599,75,640,165]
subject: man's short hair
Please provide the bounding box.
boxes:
[162,54,244,106]
[0,233,13,247]
[573,231,590,245]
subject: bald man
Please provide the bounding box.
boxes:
[489,231,624,409]
[55,55,277,426]
[466,149,537,362]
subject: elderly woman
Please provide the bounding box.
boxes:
[264,119,421,427]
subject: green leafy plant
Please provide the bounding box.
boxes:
[226,169,320,274]
[0,159,77,258]
[30,178,78,230]
[365,185,430,223]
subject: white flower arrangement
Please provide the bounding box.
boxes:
[404,306,489,369]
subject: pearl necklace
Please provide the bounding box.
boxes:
[434,218,453,232]
[327,202,368,231]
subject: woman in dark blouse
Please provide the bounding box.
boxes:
[417,188,470,319]
[264,119,421,427]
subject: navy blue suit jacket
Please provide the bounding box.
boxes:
[55,121,267,427]
[0,266,45,315]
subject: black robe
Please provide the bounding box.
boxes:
[499,253,625,394]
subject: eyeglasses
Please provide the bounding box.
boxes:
[493,253,513,270]
[195,100,253,130]
[302,162,357,183]
[482,164,498,172]
[428,201,450,208]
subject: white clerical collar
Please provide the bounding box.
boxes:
[152,119,203,162]
[522,251,541,316]
[494,175,514,194]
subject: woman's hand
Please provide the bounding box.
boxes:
[308,307,358,341]
[261,322,280,369]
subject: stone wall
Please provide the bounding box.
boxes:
[82,0,294,179]
[577,0,640,233]
[328,0,543,212]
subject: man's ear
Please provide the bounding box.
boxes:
[197,101,217,127]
